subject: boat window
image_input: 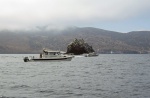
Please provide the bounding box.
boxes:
[45,52,48,55]
[48,52,54,55]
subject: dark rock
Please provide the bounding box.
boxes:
[67,38,95,55]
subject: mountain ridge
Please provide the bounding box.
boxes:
[0,27,150,54]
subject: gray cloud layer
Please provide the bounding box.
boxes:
[0,0,150,30]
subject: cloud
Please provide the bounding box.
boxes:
[0,0,150,30]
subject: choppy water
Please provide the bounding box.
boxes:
[0,54,150,98]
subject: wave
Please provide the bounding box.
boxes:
[0,96,27,98]
[10,85,31,89]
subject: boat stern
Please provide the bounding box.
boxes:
[23,57,29,62]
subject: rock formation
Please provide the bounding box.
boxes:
[67,38,95,55]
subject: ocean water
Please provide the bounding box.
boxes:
[0,54,150,98]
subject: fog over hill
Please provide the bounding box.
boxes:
[0,27,150,54]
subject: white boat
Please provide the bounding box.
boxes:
[23,49,73,62]
[85,52,99,57]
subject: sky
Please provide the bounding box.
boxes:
[0,0,150,32]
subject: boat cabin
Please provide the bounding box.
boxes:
[41,49,63,58]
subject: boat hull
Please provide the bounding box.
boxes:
[24,57,72,62]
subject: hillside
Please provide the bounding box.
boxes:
[0,27,150,54]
